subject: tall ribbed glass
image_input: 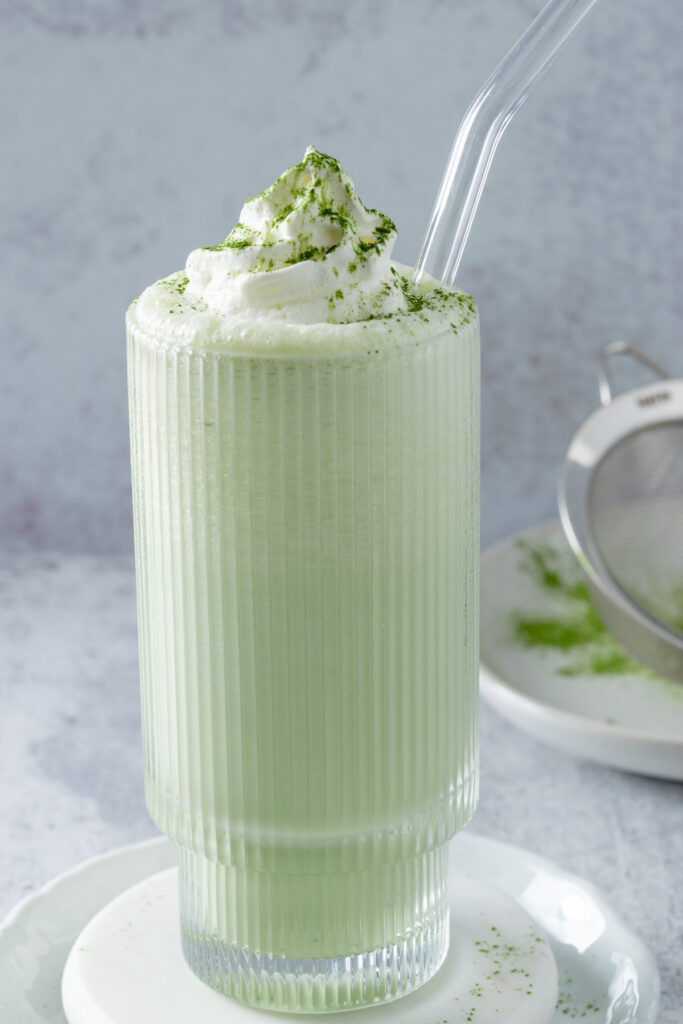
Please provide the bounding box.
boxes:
[127,315,479,1012]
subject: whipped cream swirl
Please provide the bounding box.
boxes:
[185,147,410,324]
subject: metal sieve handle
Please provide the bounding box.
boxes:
[597,342,671,406]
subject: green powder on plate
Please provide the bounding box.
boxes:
[511,539,652,678]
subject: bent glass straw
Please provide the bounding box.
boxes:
[415,0,600,287]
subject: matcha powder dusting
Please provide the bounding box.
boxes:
[511,540,653,678]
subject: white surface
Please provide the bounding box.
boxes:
[480,520,683,780]
[1,834,659,1024]
[61,867,558,1024]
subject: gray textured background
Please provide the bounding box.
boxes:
[2,0,683,553]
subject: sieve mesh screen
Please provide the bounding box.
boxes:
[588,421,683,636]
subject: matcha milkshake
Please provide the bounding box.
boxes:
[127,147,479,1012]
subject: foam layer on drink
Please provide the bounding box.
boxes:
[129,147,476,354]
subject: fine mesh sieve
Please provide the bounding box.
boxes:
[558,342,683,683]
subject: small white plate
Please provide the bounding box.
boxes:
[480,520,683,780]
[0,834,659,1023]
[62,868,559,1023]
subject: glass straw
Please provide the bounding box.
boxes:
[415,0,600,287]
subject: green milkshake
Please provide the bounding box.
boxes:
[127,147,479,1012]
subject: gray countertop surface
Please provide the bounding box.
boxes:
[1,551,681,1021]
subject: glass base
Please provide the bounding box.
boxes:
[179,843,450,1012]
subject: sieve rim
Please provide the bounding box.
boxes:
[558,377,683,683]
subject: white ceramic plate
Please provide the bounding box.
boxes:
[61,868,559,1023]
[480,520,683,780]
[0,834,658,1024]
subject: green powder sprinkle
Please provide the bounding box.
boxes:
[185,147,478,330]
[271,203,294,226]
[512,540,652,677]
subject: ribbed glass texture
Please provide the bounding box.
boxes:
[127,317,480,1011]
[179,842,449,1011]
